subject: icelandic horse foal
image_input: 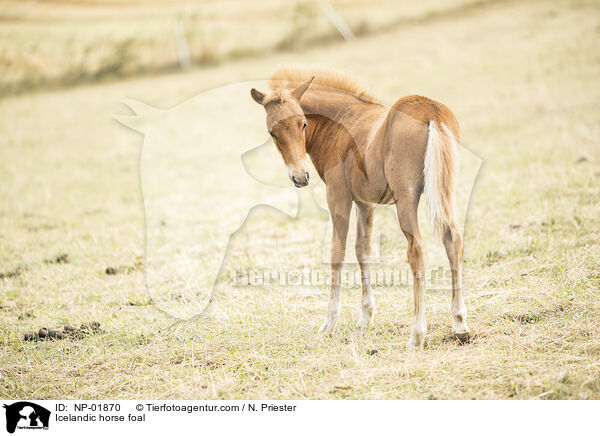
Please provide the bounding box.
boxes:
[251,68,469,349]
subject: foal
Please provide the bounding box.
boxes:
[251,67,469,349]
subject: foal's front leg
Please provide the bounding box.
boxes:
[319,187,352,333]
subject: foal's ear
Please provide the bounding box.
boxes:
[251,88,266,105]
[291,76,315,102]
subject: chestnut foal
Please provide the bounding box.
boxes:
[251,68,469,349]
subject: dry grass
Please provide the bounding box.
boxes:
[1,0,599,399]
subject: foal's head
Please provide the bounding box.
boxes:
[251,76,314,188]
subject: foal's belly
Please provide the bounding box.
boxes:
[347,163,395,204]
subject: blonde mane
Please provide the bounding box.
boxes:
[268,66,379,104]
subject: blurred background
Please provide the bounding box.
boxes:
[1,0,491,97]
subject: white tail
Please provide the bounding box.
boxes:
[423,120,459,238]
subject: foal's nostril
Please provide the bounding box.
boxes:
[292,175,299,185]
[306,172,310,181]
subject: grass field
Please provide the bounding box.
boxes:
[1,0,600,399]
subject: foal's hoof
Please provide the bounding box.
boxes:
[406,337,423,352]
[406,343,422,352]
[356,317,372,329]
[319,318,337,333]
[453,331,471,343]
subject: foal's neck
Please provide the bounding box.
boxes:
[299,88,380,180]
[300,87,374,117]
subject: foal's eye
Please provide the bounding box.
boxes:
[268,130,276,140]
[302,121,307,131]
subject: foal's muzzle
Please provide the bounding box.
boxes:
[291,171,310,188]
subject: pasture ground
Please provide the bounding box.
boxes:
[1,0,599,399]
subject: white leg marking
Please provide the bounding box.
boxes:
[406,313,427,351]
[320,269,342,332]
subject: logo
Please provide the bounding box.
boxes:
[2,402,50,434]
[115,81,482,323]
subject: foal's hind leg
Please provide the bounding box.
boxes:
[443,223,470,341]
[395,197,427,350]
[355,201,375,328]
